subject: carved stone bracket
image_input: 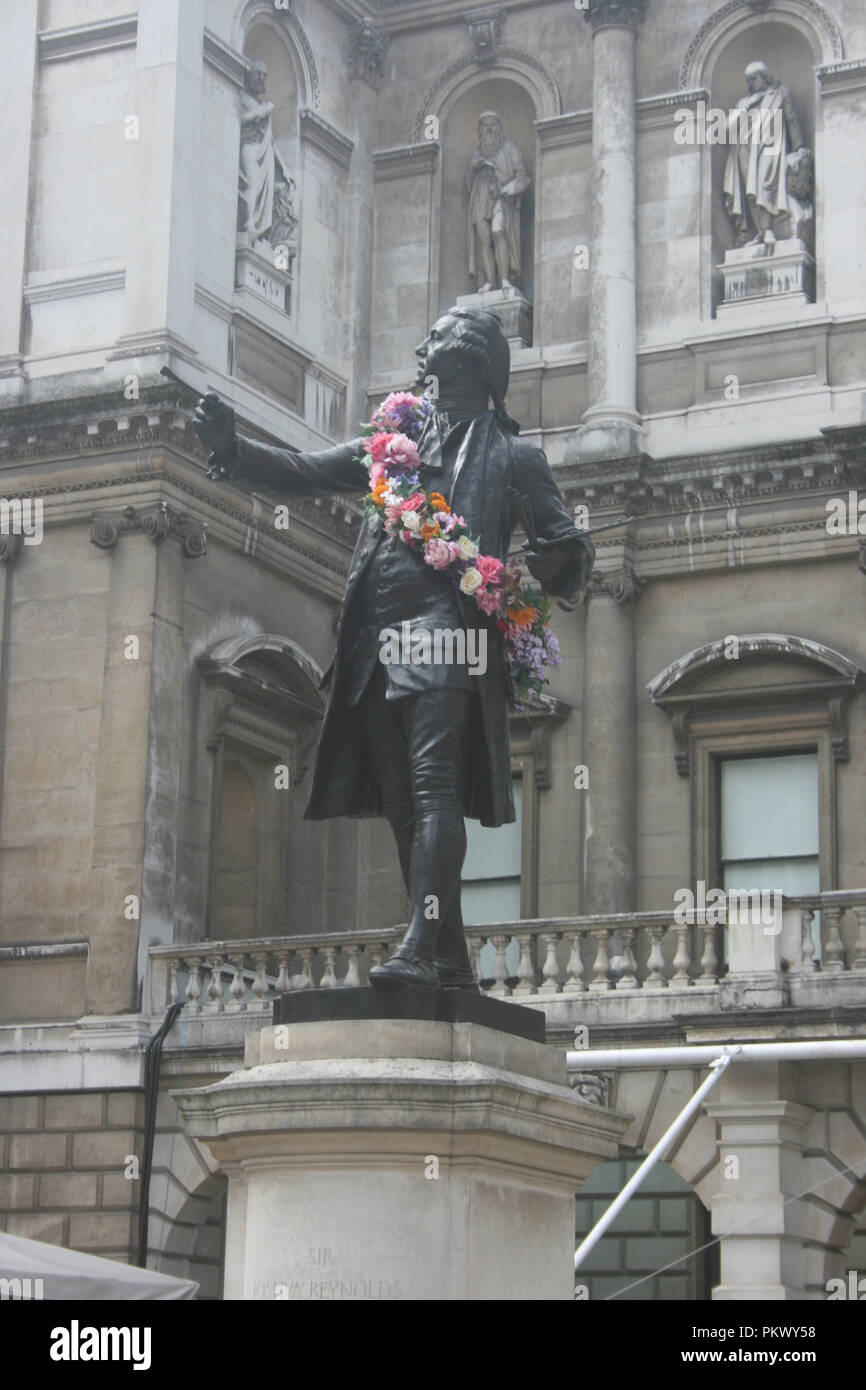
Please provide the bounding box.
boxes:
[466,9,504,67]
[584,0,648,33]
[90,503,207,558]
[587,568,646,606]
[569,1071,613,1108]
[346,19,389,91]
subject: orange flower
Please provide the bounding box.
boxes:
[428,492,449,513]
[507,605,535,628]
[420,522,440,540]
[371,479,389,503]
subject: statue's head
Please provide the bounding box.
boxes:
[478,111,504,155]
[745,61,773,93]
[246,60,268,96]
[415,306,511,409]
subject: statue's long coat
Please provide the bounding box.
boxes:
[234,412,594,827]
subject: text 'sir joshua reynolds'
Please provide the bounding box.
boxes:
[194,309,594,990]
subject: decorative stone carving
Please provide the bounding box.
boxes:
[346,19,389,91]
[466,9,504,67]
[569,1071,612,1107]
[238,61,298,259]
[723,62,813,250]
[587,569,646,606]
[584,0,648,33]
[466,111,530,293]
[90,504,207,557]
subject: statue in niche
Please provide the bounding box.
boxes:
[238,60,297,250]
[723,61,813,248]
[466,112,530,293]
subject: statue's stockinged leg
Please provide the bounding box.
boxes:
[361,676,476,989]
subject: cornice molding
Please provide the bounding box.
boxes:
[373,143,440,181]
[23,270,125,306]
[38,14,137,63]
[203,29,249,89]
[299,110,354,171]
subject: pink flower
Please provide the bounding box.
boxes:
[437,512,458,535]
[476,587,504,617]
[384,504,403,523]
[369,462,386,484]
[399,493,426,513]
[384,434,421,469]
[476,555,504,585]
[365,431,393,463]
[423,538,454,571]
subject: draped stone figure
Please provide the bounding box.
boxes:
[466,112,530,291]
[238,62,277,240]
[723,61,813,247]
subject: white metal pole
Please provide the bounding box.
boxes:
[567,1038,866,1070]
[574,1051,737,1273]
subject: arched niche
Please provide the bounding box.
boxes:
[709,22,818,309]
[437,79,538,313]
[240,16,304,195]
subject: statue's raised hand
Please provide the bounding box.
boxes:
[193,393,237,480]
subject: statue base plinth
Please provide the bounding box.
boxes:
[235,238,293,316]
[456,286,532,348]
[717,238,815,318]
[174,1013,628,1301]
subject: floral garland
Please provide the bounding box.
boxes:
[355,392,561,703]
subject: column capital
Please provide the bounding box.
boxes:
[584,0,647,34]
[587,568,646,606]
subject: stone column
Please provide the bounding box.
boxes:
[707,1063,814,1300]
[175,1008,629,1301]
[0,0,39,399]
[572,0,645,460]
[581,570,642,914]
[108,0,204,381]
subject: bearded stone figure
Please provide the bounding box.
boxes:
[723,61,813,248]
[466,112,530,292]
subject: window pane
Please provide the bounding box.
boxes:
[722,858,820,899]
[721,755,818,860]
[462,879,521,927]
[463,779,523,880]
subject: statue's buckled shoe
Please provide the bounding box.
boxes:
[369,947,440,990]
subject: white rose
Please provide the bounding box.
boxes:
[456,535,479,560]
[402,510,421,533]
[459,566,483,595]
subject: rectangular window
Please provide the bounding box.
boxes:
[719,752,820,950]
[462,779,523,925]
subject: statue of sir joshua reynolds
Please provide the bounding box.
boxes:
[194,308,594,989]
[467,112,530,292]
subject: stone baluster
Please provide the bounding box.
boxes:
[469,937,483,989]
[343,944,362,988]
[297,948,314,991]
[852,907,866,971]
[320,947,338,989]
[513,933,537,996]
[168,957,179,1007]
[565,932,586,992]
[274,949,292,996]
[185,957,202,1014]
[226,953,247,1012]
[822,906,846,973]
[538,933,562,994]
[799,908,817,974]
[249,953,270,1011]
[590,928,613,990]
[489,935,511,997]
[645,924,667,987]
[699,925,719,984]
[671,923,692,985]
[205,955,224,1013]
[615,927,638,989]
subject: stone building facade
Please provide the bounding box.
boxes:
[1,0,865,1300]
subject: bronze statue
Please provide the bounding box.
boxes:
[194,308,593,989]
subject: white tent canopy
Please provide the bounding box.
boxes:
[0,1233,199,1300]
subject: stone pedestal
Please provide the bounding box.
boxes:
[173,990,628,1301]
[235,238,294,316]
[455,287,532,349]
[716,239,815,318]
